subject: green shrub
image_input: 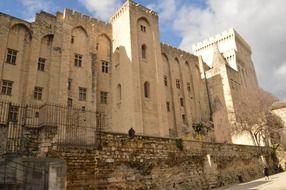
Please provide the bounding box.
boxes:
[176,138,183,150]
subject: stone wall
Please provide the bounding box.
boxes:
[0,157,66,190]
[0,126,8,155]
[48,132,276,190]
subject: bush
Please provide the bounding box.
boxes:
[176,138,183,150]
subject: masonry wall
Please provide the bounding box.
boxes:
[0,157,66,190]
[161,44,210,137]
[48,132,276,190]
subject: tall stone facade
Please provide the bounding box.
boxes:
[193,29,260,144]
[0,1,259,144]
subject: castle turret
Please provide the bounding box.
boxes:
[110,1,169,136]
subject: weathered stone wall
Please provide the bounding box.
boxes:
[0,126,8,155]
[0,157,66,190]
[48,132,276,190]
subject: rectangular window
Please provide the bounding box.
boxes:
[8,105,18,122]
[79,87,87,101]
[182,114,186,124]
[67,98,73,107]
[6,49,17,64]
[176,79,181,89]
[34,87,43,100]
[37,58,46,71]
[74,54,82,67]
[166,101,170,112]
[1,80,13,96]
[71,36,74,43]
[68,79,72,90]
[100,91,108,104]
[140,25,146,32]
[101,61,109,73]
[180,98,184,107]
[187,82,191,92]
[164,76,168,86]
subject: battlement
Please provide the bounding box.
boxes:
[62,8,111,27]
[110,0,158,23]
[110,1,130,23]
[192,28,251,53]
[0,12,32,25]
[129,0,158,17]
[193,28,235,52]
[161,43,197,61]
[35,11,57,24]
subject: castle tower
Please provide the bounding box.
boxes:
[192,28,258,89]
[110,1,169,136]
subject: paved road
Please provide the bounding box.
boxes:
[214,172,286,190]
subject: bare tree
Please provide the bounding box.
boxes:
[233,87,284,146]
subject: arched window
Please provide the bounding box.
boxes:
[144,82,150,98]
[117,84,122,101]
[175,57,179,64]
[141,44,147,59]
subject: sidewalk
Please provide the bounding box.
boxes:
[214,172,286,190]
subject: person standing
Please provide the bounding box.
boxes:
[264,167,269,180]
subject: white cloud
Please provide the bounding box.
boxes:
[147,0,177,21]
[19,0,54,21]
[172,0,286,99]
[275,64,286,76]
[78,0,122,21]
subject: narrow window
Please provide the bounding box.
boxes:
[182,114,186,124]
[67,98,73,107]
[101,61,109,73]
[180,97,184,107]
[74,54,82,67]
[117,84,122,101]
[140,25,146,32]
[71,36,74,43]
[144,82,150,98]
[176,79,180,89]
[187,82,191,92]
[141,45,146,59]
[34,87,43,100]
[166,101,170,112]
[1,80,13,96]
[164,76,168,86]
[8,105,18,122]
[37,58,46,71]
[79,87,87,101]
[100,91,108,104]
[47,35,53,46]
[68,79,72,90]
[6,49,17,64]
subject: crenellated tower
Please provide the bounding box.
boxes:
[110,0,169,136]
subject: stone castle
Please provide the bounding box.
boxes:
[0,0,259,145]
[1,1,283,190]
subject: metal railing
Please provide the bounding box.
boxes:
[0,101,105,155]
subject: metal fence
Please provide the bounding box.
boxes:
[0,101,105,155]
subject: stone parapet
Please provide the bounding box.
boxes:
[48,132,277,190]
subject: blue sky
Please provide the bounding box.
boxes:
[0,0,206,47]
[0,0,286,100]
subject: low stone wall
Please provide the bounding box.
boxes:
[48,132,276,190]
[0,156,66,190]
